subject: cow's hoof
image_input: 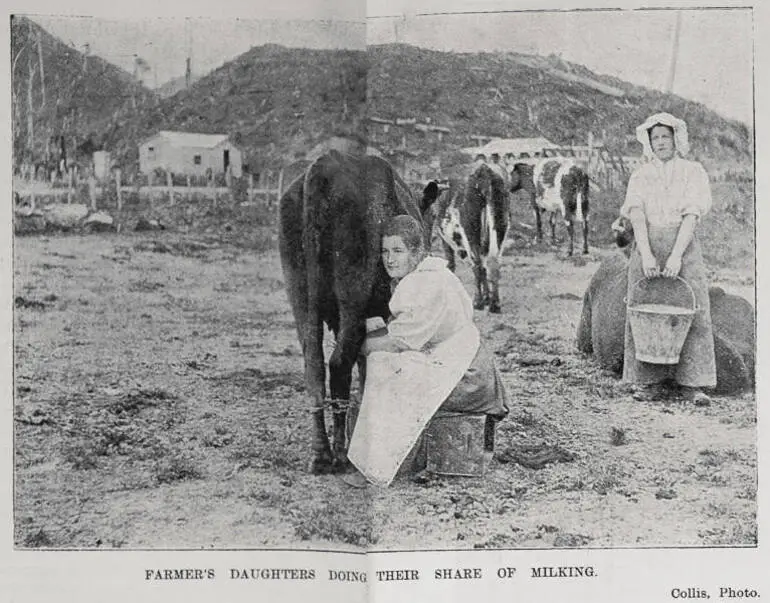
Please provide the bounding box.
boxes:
[309,451,336,475]
[332,453,353,474]
[489,303,501,314]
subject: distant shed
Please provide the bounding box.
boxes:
[139,130,242,177]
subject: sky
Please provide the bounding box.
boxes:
[22,3,755,124]
[367,7,754,124]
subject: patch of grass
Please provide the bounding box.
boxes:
[154,452,204,484]
[553,532,593,548]
[213,368,304,393]
[60,389,187,471]
[243,488,292,508]
[21,528,55,548]
[698,448,742,468]
[736,485,757,500]
[592,465,623,495]
[294,503,374,547]
[227,432,304,471]
[610,427,628,446]
[473,532,520,548]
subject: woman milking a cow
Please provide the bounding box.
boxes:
[620,112,716,404]
[342,215,509,488]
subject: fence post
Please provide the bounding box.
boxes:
[166,170,173,204]
[116,168,123,211]
[277,168,284,200]
[88,174,97,210]
[67,167,73,204]
[248,174,254,202]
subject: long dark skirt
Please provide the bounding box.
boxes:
[439,339,509,419]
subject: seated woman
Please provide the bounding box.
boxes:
[344,215,508,488]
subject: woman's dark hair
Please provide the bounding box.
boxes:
[382,215,425,254]
[647,123,675,142]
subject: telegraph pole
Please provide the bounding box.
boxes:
[185,18,192,88]
[37,28,45,107]
[665,10,683,93]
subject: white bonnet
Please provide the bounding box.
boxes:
[635,112,690,158]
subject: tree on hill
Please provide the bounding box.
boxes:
[11,15,155,172]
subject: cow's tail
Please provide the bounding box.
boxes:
[301,157,331,400]
[575,185,584,223]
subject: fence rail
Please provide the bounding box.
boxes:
[14,169,284,213]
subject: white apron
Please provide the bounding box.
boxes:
[347,323,480,486]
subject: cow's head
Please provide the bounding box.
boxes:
[439,205,475,264]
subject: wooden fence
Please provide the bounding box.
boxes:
[14,169,285,212]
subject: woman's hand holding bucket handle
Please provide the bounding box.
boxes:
[662,253,683,279]
[641,252,660,279]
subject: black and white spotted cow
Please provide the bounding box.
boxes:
[435,164,509,313]
[527,158,590,255]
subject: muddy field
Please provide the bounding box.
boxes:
[13,195,756,551]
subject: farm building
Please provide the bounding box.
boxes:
[138,131,243,177]
[461,137,561,160]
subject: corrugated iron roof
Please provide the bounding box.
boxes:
[147,130,231,149]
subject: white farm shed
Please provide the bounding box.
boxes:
[461,137,560,160]
[139,131,243,177]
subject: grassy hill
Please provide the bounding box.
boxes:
[11,16,155,168]
[367,44,751,174]
[100,44,367,171]
[87,42,752,179]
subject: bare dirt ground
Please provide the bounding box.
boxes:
[13,222,756,551]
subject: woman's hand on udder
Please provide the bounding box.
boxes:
[641,253,660,278]
[662,254,682,278]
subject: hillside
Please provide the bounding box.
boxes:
[367,44,752,172]
[100,44,367,170]
[11,16,155,168]
[24,33,750,176]
[156,73,203,99]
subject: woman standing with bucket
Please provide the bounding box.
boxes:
[620,112,716,404]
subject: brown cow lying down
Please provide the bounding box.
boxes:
[576,227,754,394]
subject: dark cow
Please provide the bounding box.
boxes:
[279,150,429,474]
[511,159,590,255]
[436,164,509,313]
[576,217,755,393]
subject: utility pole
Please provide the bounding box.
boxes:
[83,42,90,73]
[36,29,45,108]
[27,28,35,162]
[665,11,683,93]
[185,18,192,89]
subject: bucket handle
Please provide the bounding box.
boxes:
[626,276,698,312]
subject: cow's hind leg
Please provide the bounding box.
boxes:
[534,204,543,243]
[303,323,336,474]
[566,218,575,256]
[487,255,501,313]
[549,213,557,246]
[472,263,489,309]
[582,217,590,254]
[328,313,366,471]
